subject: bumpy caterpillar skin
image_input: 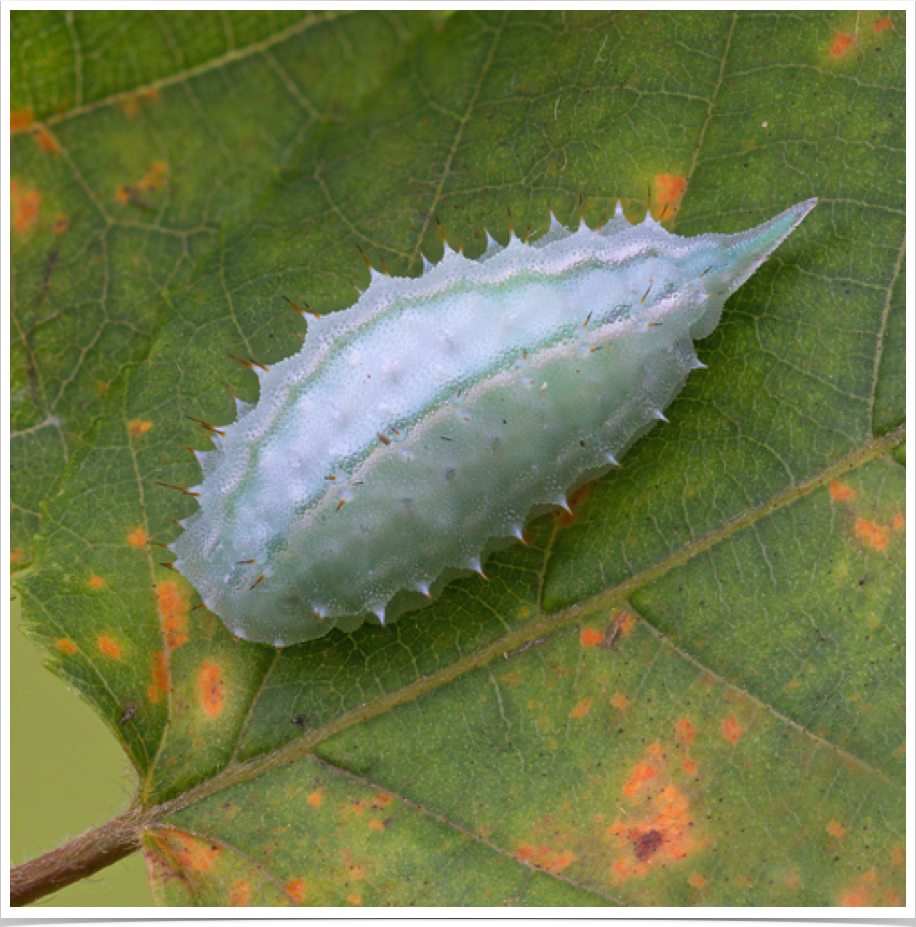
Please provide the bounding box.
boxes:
[171,198,816,646]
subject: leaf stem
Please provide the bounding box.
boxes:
[9,808,146,907]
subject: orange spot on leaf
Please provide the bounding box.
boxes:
[127,526,148,548]
[198,660,224,718]
[893,513,905,531]
[609,785,695,880]
[57,638,78,655]
[514,843,576,873]
[148,650,169,704]
[580,628,603,647]
[826,820,846,839]
[33,126,61,155]
[307,789,324,807]
[53,213,70,234]
[166,830,220,872]
[688,872,707,890]
[88,575,105,589]
[347,893,363,906]
[129,419,153,436]
[675,718,696,744]
[611,693,629,710]
[682,758,698,776]
[830,33,856,57]
[139,161,168,191]
[615,611,636,635]
[11,181,40,234]
[157,581,189,649]
[647,742,664,758]
[722,716,744,743]
[11,108,34,133]
[873,17,892,33]
[855,518,890,551]
[829,480,855,501]
[229,880,250,906]
[372,792,392,809]
[654,174,688,220]
[285,877,307,904]
[97,635,122,659]
[10,549,23,565]
[623,763,657,797]
[570,697,592,719]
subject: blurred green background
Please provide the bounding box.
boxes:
[11,597,149,906]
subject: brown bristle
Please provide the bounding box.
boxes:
[187,416,226,437]
[228,353,268,374]
[156,480,201,497]
[250,572,266,590]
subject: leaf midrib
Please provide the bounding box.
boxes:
[146,423,904,832]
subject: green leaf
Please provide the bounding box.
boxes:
[16,10,905,907]
[9,10,437,562]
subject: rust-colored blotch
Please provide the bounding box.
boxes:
[11,108,34,133]
[829,480,855,502]
[675,718,696,744]
[285,877,307,904]
[166,829,221,872]
[229,880,250,907]
[129,419,153,436]
[307,788,324,807]
[11,180,40,234]
[157,581,189,649]
[688,872,707,890]
[654,174,688,219]
[347,893,363,906]
[34,126,61,155]
[830,33,856,57]
[569,697,592,719]
[873,16,892,33]
[148,650,169,704]
[893,513,905,531]
[514,843,576,873]
[611,693,629,710]
[198,660,224,718]
[57,638,78,655]
[623,762,657,797]
[722,715,745,743]
[682,758,698,776]
[127,526,149,548]
[580,627,603,647]
[88,575,105,589]
[97,635,122,659]
[826,820,846,838]
[855,518,890,552]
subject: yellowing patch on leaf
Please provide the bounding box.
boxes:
[163,829,221,872]
[307,789,324,807]
[53,213,70,234]
[826,820,846,839]
[688,872,707,890]
[97,635,122,659]
[654,174,688,220]
[611,693,629,710]
[57,638,78,655]
[139,161,169,191]
[570,697,592,719]
[157,581,189,649]
[372,792,392,809]
[198,660,224,718]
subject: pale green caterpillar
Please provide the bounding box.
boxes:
[170,199,817,646]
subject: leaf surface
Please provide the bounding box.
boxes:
[17,10,905,907]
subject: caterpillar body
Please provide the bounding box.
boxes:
[170,199,817,646]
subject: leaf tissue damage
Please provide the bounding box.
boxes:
[12,10,905,907]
